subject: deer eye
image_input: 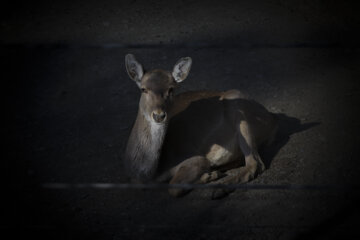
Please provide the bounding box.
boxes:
[141,88,148,93]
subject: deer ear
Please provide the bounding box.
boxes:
[125,54,144,87]
[172,57,192,83]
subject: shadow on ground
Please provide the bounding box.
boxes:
[262,114,321,169]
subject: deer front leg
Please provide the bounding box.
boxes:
[167,156,210,197]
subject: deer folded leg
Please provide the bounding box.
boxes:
[209,163,258,199]
[168,156,210,197]
[199,170,227,183]
[209,120,266,199]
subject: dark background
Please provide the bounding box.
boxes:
[1,0,360,239]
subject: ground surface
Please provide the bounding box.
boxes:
[2,1,360,239]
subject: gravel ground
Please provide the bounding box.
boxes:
[2,1,360,239]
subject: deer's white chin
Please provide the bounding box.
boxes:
[152,120,167,126]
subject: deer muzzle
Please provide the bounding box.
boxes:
[152,110,167,123]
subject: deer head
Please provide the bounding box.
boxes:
[125,54,192,124]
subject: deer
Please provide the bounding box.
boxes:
[124,54,278,199]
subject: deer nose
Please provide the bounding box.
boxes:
[152,111,167,123]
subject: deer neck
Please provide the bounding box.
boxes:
[124,110,168,181]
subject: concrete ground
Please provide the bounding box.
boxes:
[2,1,360,239]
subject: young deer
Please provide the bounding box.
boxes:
[124,54,278,198]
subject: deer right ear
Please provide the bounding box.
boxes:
[172,57,192,83]
[125,54,144,87]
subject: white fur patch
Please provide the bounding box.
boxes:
[148,120,167,159]
[206,144,233,167]
[150,121,165,140]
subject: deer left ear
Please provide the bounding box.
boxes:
[172,57,192,83]
[125,54,144,87]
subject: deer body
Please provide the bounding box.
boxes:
[124,54,278,198]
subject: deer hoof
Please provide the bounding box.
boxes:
[200,171,226,183]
